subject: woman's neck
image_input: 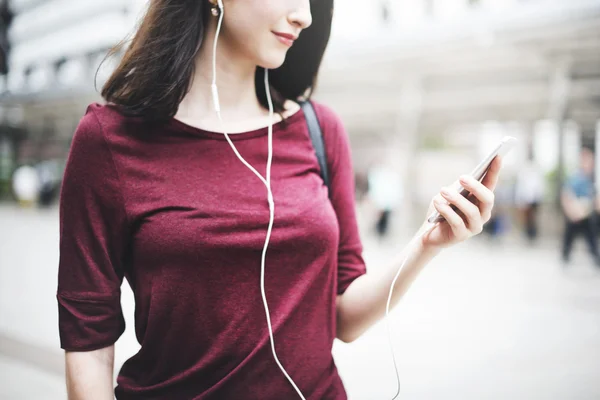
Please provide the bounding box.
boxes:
[175,21,302,133]
[176,22,269,130]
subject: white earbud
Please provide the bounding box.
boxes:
[211,0,224,114]
[210,4,307,400]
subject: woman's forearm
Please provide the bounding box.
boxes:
[336,237,441,343]
[65,345,115,400]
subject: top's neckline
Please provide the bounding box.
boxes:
[168,108,305,141]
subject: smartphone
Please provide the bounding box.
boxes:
[427,136,518,224]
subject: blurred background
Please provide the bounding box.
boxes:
[1,0,600,399]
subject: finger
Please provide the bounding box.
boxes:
[481,156,502,191]
[433,196,469,238]
[441,187,483,232]
[459,175,495,220]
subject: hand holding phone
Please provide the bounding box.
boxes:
[427,136,517,224]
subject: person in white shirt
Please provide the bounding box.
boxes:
[514,154,545,242]
[367,162,403,240]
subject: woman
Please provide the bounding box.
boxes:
[57,1,501,399]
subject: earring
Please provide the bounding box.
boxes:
[209,0,220,17]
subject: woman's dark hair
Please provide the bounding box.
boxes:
[100,0,334,121]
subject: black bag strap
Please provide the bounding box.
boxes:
[300,100,331,197]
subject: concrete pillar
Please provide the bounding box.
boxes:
[56,56,87,88]
[533,119,560,175]
[547,58,572,207]
[394,76,424,235]
[28,62,53,92]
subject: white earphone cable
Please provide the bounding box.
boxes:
[261,69,307,400]
[211,4,437,399]
[210,4,306,399]
[385,222,437,399]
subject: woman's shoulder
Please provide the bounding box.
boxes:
[68,103,123,151]
[70,102,154,164]
[76,102,152,143]
[71,103,108,145]
[82,102,142,130]
[65,104,125,183]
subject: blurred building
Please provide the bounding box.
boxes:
[0,0,13,195]
[0,0,147,197]
[0,0,11,75]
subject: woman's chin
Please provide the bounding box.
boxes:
[258,52,288,70]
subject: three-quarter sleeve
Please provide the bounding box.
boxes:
[56,108,128,351]
[316,104,367,295]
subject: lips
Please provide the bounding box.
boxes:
[273,31,298,47]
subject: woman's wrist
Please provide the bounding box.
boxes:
[419,232,445,255]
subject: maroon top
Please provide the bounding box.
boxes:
[57,102,366,399]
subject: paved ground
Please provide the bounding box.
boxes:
[1,203,600,399]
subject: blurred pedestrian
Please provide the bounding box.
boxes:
[514,153,545,243]
[482,176,512,241]
[36,159,60,207]
[12,164,39,206]
[560,147,600,267]
[367,161,402,240]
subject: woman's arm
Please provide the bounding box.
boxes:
[57,109,128,397]
[65,346,115,400]
[336,239,440,343]
[336,157,502,343]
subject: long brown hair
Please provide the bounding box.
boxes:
[100,0,334,121]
